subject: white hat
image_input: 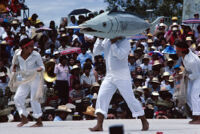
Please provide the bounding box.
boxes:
[92,93,98,100]
[162,72,170,77]
[136,75,143,80]
[143,54,149,59]
[71,65,79,71]
[0,72,6,77]
[66,103,76,109]
[135,86,144,93]
[147,39,153,43]
[167,58,173,62]
[53,51,60,55]
[159,23,165,27]
[186,36,192,41]
[56,105,72,113]
[168,76,174,82]
[151,77,160,84]
[172,27,178,31]
[172,22,178,26]
[151,46,156,50]
[152,60,161,67]
[152,91,159,96]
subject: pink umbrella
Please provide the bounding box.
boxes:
[60,47,81,55]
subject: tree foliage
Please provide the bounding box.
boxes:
[104,0,183,18]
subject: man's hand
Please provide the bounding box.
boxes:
[37,67,43,72]
[110,37,123,44]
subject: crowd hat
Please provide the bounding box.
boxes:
[151,77,160,84]
[152,91,159,96]
[186,36,192,41]
[172,17,178,21]
[162,72,170,77]
[152,60,161,67]
[56,105,72,113]
[83,106,96,117]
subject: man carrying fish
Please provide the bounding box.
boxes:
[67,10,163,131]
[89,37,149,131]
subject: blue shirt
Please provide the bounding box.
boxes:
[77,53,92,68]
[53,116,63,121]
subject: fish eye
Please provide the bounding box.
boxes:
[103,22,106,27]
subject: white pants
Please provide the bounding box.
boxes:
[95,77,144,118]
[187,78,200,116]
[14,77,42,119]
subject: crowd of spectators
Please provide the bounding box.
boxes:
[1,9,200,122]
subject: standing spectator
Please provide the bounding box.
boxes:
[54,56,70,104]
[77,46,92,68]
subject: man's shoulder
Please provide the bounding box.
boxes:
[32,51,41,56]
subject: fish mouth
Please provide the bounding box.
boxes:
[81,27,103,33]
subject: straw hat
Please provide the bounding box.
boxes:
[143,54,149,59]
[0,107,13,116]
[66,103,76,109]
[162,72,170,77]
[152,60,161,67]
[172,27,178,31]
[91,82,100,89]
[152,91,159,96]
[172,22,178,26]
[159,23,165,27]
[135,75,143,80]
[172,17,178,21]
[135,86,144,93]
[43,72,57,83]
[147,39,153,43]
[186,36,192,41]
[168,76,174,82]
[71,65,79,71]
[56,105,72,113]
[151,77,160,84]
[142,86,150,91]
[11,20,19,25]
[83,106,96,117]
[147,33,153,37]
[43,106,55,113]
[151,46,156,50]
[167,58,174,62]
[0,40,9,45]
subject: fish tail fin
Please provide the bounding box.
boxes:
[150,16,164,33]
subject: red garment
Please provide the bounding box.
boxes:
[10,0,21,13]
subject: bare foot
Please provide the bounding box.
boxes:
[89,125,103,131]
[141,121,149,131]
[17,115,29,127]
[30,122,43,127]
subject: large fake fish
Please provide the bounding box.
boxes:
[67,10,163,39]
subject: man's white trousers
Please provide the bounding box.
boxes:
[95,77,144,118]
[14,76,42,119]
[187,78,200,116]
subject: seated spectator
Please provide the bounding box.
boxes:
[69,80,85,103]
[80,63,95,95]
[53,105,71,121]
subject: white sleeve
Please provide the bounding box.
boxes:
[110,39,130,60]
[35,52,45,71]
[188,61,200,80]
[93,38,104,56]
